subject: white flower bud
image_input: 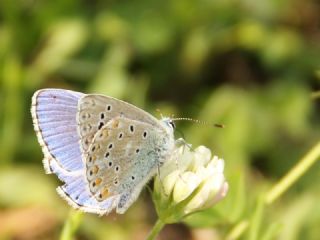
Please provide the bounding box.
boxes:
[153,142,228,222]
[173,172,201,203]
[162,170,180,196]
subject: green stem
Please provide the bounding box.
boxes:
[145,219,165,240]
[60,210,83,240]
[266,141,320,204]
[226,220,249,240]
[227,141,320,239]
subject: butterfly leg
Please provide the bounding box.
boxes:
[175,138,193,150]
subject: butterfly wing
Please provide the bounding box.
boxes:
[32,90,174,215]
[85,116,173,214]
[32,89,120,215]
[31,89,84,173]
[52,159,119,215]
[77,95,161,153]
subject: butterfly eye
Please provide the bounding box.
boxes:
[169,120,175,129]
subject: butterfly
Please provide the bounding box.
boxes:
[31,89,176,215]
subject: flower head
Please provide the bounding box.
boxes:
[153,140,228,222]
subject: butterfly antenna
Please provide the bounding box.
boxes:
[171,117,225,128]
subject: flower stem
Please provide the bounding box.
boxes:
[266,141,320,204]
[226,220,249,240]
[146,219,165,240]
[60,210,83,240]
[226,141,320,239]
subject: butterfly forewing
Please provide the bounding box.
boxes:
[31,89,85,173]
[77,95,160,153]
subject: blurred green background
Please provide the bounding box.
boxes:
[0,0,320,239]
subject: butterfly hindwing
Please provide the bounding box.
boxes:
[85,117,170,213]
[56,172,119,215]
[40,132,119,215]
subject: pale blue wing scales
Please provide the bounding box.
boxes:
[49,159,119,214]
[31,89,84,173]
[57,176,119,215]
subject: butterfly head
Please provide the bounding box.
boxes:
[160,117,176,133]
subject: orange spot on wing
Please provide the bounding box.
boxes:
[100,187,110,199]
[95,178,102,186]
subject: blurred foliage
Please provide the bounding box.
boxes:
[0,0,320,239]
